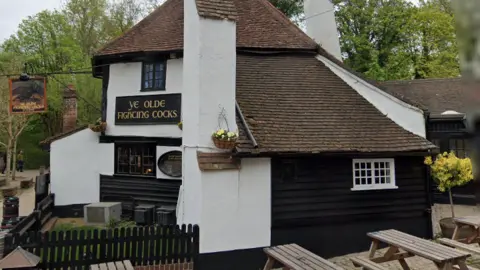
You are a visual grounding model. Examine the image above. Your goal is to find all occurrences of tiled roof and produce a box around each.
[95,0,317,56]
[196,0,238,21]
[235,53,436,154]
[381,78,480,115]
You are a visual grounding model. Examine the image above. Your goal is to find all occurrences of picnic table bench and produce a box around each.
[90,260,134,270]
[452,216,480,244]
[367,229,472,270]
[263,244,344,270]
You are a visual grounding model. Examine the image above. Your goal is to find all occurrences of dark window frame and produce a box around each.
[141,60,167,91]
[114,142,157,177]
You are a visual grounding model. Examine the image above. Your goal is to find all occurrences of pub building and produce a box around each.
[382,78,480,205]
[41,0,438,269]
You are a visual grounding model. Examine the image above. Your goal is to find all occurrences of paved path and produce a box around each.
[0,170,39,220]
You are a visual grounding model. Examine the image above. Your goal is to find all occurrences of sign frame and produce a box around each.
[157,150,182,178]
[9,77,48,115]
[114,93,181,125]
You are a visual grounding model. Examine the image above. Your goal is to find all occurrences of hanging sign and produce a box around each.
[157,151,182,177]
[9,77,47,114]
[115,94,181,125]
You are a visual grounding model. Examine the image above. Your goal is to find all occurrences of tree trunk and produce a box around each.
[11,140,17,181]
[5,139,12,183]
[449,188,455,218]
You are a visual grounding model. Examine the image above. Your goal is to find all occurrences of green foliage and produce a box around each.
[333,0,460,81]
[425,152,474,192]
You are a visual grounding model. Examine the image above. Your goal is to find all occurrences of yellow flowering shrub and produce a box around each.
[424,152,474,192]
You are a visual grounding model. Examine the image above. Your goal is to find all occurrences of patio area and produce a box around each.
[0,170,40,220]
[328,246,480,270]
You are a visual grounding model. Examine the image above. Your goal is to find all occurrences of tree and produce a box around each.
[331,0,460,81]
[270,0,303,19]
[425,152,474,217]
[406,1,459,79]
[0,54,34,181]
[333,0,415,81]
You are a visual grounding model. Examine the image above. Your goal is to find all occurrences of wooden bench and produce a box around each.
[263,244,344,270]
[439,238,480,256]
[350,256,388,270]
[90,260,134,270]
[367,229,471,270]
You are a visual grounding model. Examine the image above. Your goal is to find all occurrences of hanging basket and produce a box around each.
[89,122,107,133]
[212,136,237,150]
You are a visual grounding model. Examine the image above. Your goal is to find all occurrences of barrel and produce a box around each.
[3,197,19,220]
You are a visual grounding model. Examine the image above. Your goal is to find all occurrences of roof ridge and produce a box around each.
[256,0,317,47]
[94,0,176,55]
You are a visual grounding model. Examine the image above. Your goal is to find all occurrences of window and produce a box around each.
[142,61,166,91]
[352,159,397,191]
[449,138,469,158]
[116,143,156,177]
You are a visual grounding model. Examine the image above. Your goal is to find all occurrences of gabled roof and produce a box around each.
[0,246,40,268]
[235,53,436,154]
[381,78,480,116]
[95,0,317,57]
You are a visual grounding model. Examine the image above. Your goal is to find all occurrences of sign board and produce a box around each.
[115,94,181,125]
[9,77,47,114]
[157,151,182,177]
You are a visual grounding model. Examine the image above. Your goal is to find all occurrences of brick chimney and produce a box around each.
[63,84,77,133]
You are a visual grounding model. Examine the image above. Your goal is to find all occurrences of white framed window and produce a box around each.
[351,158,398,191]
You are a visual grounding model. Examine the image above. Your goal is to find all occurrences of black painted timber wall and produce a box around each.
[100,174,181,207]
[270,156,432,258]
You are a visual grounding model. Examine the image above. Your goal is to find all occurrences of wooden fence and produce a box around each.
[4,224,199,270]
[8,193,55,235]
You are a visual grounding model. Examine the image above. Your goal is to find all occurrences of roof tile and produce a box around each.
[95,0,317,56]
[196,0,238,21]
[236,53,436,153]
[381,78,480,115]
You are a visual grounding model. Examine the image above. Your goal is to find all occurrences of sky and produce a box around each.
[0,0,420,43]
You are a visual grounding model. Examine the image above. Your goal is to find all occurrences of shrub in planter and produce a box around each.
[89,118,107,133]
[425,152,474,238]
[212,129,238,150]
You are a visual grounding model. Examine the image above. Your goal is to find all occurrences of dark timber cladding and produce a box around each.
[271,156,431,258]
[100,175,181,207]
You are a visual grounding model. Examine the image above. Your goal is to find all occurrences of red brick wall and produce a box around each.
[63,84,77,133]
[134,263,194,270]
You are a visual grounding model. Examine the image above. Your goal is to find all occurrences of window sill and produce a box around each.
[113,173,157,179]
[140,88,166,92]
[351,185,398,191]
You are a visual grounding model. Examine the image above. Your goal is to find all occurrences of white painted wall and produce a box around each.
[106,59,183,138]
[304,0,342,61]
[182,0,271,253]
[200,158,271,253]
[50,129,114,206]
[317,55,427,138]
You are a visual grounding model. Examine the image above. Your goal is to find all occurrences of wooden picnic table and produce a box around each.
[367,229,471,270]
[452,216,480,244]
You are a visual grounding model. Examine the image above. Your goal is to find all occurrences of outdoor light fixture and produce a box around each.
[18,63,30,81]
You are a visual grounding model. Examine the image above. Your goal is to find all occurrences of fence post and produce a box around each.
[3,233,13,258]
[34,210,41,231]
[192,225,199,270]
